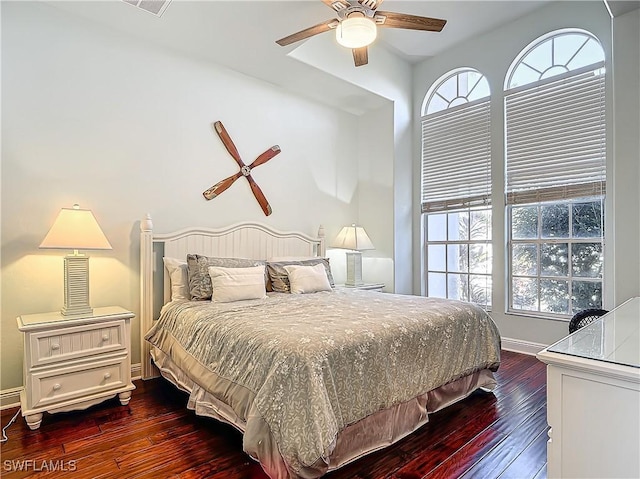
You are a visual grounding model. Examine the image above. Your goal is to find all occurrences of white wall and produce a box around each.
[611,7,640,304]
[289,36,414,293]
[413,1,640,347]
[357,103,396,289]
[0,2,371,392]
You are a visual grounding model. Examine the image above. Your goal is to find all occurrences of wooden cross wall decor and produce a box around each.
[203,121,280,216]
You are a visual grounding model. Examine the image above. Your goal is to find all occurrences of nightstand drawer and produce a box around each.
[29,356,128,409]
[29,320,126,367]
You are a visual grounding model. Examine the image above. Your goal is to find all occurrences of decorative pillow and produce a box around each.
[267,258,334,293]
[284,263,332,294]
[187,254,265,300]
[163,257,189,301]
[208,265,267,303]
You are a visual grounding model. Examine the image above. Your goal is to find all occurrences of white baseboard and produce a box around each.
[502,337,547,356]
[0,387,22,411]
[131,363,142,381]
[1,363,143,411]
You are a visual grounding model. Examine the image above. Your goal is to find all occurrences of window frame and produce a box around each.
[420,68,492,309]
[507,198,604,318]
[504,28,606,320]
[423,206,493,309]
[504,28,605,91]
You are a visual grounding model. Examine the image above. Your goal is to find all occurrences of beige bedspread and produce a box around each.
[145,290,501,476]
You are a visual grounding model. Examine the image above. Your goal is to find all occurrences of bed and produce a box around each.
[139,216,501,479]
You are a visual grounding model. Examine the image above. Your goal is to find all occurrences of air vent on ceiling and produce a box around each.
[122,0,171,17]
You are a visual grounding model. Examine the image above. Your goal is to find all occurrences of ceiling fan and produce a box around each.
[275,0,447,67]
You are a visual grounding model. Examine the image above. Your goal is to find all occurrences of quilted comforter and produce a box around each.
[145,289,501,477]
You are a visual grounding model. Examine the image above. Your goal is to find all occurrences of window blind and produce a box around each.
[505,67,606,205]
[421,99,491,213]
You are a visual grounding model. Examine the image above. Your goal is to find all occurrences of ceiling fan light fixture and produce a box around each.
[335,16,377,49]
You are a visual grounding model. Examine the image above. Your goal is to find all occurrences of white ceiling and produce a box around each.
[50,1,553,61]
[46,1,634,114]
[367,1,550,61]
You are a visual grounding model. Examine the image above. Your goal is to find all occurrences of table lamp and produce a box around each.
[332,224,374,287]
[39,204,112,316]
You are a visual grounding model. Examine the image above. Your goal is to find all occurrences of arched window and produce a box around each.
[423,68,490,115]
[421,68,492,308]
[504,29,606,317]
[506,29,605,89]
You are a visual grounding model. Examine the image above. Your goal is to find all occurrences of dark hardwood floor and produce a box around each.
[1,350,547,479]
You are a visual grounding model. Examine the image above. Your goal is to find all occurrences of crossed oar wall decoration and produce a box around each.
[203,121,280,216]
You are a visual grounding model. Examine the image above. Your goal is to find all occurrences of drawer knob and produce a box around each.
[101,334,109,342]
[51,343,60,350]
[53,383,61,391]
[103,372,111,380]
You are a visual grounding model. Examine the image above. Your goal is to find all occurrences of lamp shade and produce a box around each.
[335,16,377,49]
[40,204,112,251]
[331,224,375,251]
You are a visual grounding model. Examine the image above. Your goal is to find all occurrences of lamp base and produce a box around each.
[62,255,93,317]
[62,305,93,317]
[345,251,365,287]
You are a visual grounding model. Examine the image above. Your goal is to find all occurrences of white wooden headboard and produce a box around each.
[139,214,325,379]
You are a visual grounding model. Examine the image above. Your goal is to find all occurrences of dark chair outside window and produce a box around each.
[568,308,609,334]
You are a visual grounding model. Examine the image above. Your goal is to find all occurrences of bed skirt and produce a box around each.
[150,347,497,479]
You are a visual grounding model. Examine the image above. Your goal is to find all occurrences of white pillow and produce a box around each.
[163,257,189,301]
[208,265,267,303]
[284,263,332,294]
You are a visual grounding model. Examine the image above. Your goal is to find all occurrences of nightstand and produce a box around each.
[339,283,385,292]
[17,306,135,430]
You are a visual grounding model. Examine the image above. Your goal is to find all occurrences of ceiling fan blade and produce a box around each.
[321,0,349,12]
[246,175,273,216]
[358,0,384,10]
[276,19,336,46]
[202,172,242,200]
[213,121,245,168]
[352,47,368,67]
[249,145,281,169]
[375,11,447,32]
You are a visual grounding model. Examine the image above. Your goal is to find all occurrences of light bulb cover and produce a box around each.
[335,16,377,49]
[40,204,112,250]
[331,224,375,251]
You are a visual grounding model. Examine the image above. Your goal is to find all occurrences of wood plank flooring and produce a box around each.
[1,350,547,479]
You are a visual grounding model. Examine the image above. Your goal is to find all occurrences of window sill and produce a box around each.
[506,309,571,323]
